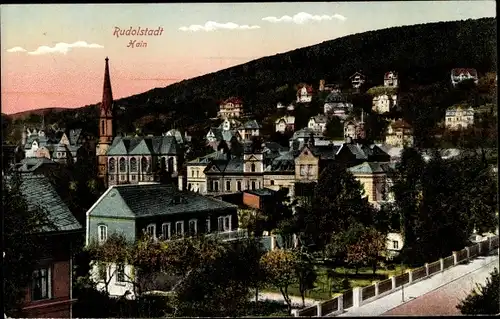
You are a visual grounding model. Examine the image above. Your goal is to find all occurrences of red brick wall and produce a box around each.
[243,192,261,209]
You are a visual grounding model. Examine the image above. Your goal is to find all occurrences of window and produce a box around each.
[131,175,136,181]
[116,264,125,283]
[270,180,275,186]
[393,240,399,249]
[205,218,211,233]
[307,164,313,175]
[119,157,126,172]
[226,180,231,191]
[32,267,50,301]
[251,181,256,190]
[161,223,171,240]
[175,221,184,236]
[101,120,105,135]
[98,225,107,243]
[109,158,116,172]
[251,163,256,172]
[188,219,198,236]
[130,157,137,172]
[167,157,174,172]
[196,170,199,178]
[146,224,156,238]
[110,175,114,181]
[213,181,219,192]
[300,164,306,176]
[237,181,242,191]
[98,262,107,281]
[218,215,231,232]
[141,157,148,172]
[188,183,192,191]
[191,170,194,177]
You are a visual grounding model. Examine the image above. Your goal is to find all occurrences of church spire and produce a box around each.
[101,56,113,117]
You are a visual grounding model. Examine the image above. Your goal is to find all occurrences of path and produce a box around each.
[336,251,499,317]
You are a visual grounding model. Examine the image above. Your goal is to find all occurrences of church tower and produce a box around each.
[96,57,115,181]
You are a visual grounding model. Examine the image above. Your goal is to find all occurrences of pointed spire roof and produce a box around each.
[101,57,113,117]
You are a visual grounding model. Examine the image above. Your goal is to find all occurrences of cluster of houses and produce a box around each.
[4,58,497,317]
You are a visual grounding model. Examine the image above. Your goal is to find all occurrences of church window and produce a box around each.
[130,158,137,172]
[141,157,148,172]
[251,163,256,172]
[108,158,116,172]
[119,157,126,172]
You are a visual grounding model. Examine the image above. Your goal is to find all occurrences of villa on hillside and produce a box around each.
[237,120,261,141]
[384,71,399,88]
[323,91,353,118]
[445,106,475,130]
[385,119,414,147]
[275,115,295,133]
[451,68,479,87]
[218,97,244,119]
[296,84,313,103]
[349,72,366,89]
[307,115,328,133]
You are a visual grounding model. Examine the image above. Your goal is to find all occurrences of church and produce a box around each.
[95,57,184,187]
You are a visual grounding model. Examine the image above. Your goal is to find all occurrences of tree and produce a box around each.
[3,173,57,315]
[324,117,344,140]
[185,135,213,161]
[260,249,298,313]
[294,248,317,307]
[345,227,386,275]
[457,267,499,315]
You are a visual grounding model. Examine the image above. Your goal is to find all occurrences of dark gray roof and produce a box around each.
[208,128,239,142]
[244,188,277,197]
[14,157,61,173]
[88,184,237,218]
[69,129,82,145]
[16,174,82,232]
[348,161,396,174]
[186,151,219,165]
[107,136,179,156]
[265,151,296,173]
[204,155,244,174]
[325,91,347,103]
[239,120,262,130]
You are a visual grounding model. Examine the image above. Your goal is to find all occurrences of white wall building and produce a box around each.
[445,106,474,130]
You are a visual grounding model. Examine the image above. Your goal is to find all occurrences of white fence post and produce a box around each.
[440,258,444,272]
[407,269,413,283]
[478,242,482,255]
[353,287,362,308]
[374,281,379,296]
[452,251,458,265]
[465,247,470,261]
[489,236,492,251]
[425,263,429,277]
[338,294,344,312]
[317,303,322,316]
[390,276,396,290]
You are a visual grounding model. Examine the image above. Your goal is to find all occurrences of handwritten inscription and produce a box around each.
[113,26,164,48]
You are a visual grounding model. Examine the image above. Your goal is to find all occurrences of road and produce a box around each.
[383,257,498,316]
[336,251,499,317]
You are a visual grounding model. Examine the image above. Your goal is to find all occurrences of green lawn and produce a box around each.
[264,263,412,301]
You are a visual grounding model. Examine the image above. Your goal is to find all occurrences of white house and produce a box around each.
[386,232,404,259]
[307,115,328,133]
[237,120,261,141]
[218,97,243,119]
[372,94,397,114]
[323,91,353,118]
[385,119,414,148]
[384,71,398,88]
[349,72,366,89]
[445,106,474,130]
[451,68,479,87]
[296,85,313,103]
[275,115,295,133]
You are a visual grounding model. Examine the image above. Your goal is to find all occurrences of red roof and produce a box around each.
[221,97,242,105]
[384,71,398,79]
[451,68,478,77]
[297,84,313,94]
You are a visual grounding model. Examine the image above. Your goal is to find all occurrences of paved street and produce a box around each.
[336,252,499,317]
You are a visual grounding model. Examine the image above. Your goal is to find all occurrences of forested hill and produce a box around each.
[7,17,497,137]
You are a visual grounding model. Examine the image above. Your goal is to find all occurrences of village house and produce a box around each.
[307,114,328,133]
[323,90,353,118]
[288,128,328,149]
[204,143,265,196]
[294,137,337,184]
[445,105,475,130]
[85,183,239,298]
[386,232,404,259]
[318,80,340,92]
[263,151,296,195]
[343,117,366,141]
[217,97,244,119]
[347,161,395,208]
[451,68,479,87]
[372,93,398,114]
[349,72,366,89]
[13,174,83,318]
[296,84,313,103]
[237,120,261,141]
[206,119,242,150]
[105,135,183,186]
[275,115,295,133]
[185,151,219,194]
[384,71,399,88]
[385,119,414,147]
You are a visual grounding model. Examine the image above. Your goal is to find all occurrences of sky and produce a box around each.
[1,2,496,114]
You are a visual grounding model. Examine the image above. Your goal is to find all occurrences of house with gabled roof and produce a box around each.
[218,97,244,119]
[105,135,182,186]
[323,90,353,118]
[275,115,295,133]
[263,151,296,193]
[186,151,219,194]
[237,119,262,141]
[335,140,391,168]
[85,183,239,298]
[296,84,313,103]
[445,105,475,130]
[349,72,366,89]
[348,161,396,207]
[11,174,83,318]
[385,119,414,147]
[384,71,399,88]
[307,114,328,133]
[451,68,479,87]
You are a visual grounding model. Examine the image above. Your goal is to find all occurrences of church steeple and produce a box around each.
[101,56,113,117]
